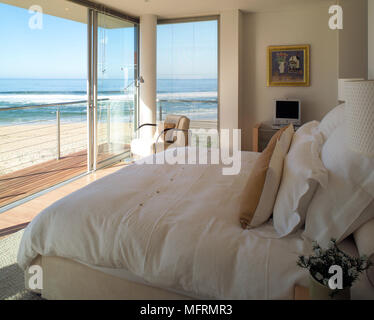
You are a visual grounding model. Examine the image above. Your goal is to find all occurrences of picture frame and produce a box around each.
[267,45,310,87]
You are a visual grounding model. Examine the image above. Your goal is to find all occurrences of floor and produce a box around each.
[0,161,127,237]
[0,145,125,208]
[0,150,88,208]
[0,230,42,300]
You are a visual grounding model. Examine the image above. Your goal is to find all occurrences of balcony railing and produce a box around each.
[157,98,219,148]
[0,97,218,176]
[0,98,110,175]
[157,98,218,126]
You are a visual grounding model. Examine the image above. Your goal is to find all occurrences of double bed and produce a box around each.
[17,110,374,300]
[18,150,309,299]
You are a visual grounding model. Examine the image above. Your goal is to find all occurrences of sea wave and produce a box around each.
[0,94,88,106]
[0,91,217,108]
[0,91,218,126]
[0,90,88,95]
[157,91,217,99]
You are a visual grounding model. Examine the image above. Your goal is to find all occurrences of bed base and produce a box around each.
[25,256,192,300]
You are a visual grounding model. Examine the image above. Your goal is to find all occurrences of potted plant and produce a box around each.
[297,239,372,300]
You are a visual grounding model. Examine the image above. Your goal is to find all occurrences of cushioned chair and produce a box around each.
[130,115,190,158]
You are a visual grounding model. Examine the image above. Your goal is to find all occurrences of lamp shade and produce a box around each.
[344,80,374,157]
[338,78,364,101]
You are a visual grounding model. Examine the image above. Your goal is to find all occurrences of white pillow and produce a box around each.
[297,120,321,136]
[273,121,327,237]
[318,103,345,142]
[303,124,374,247]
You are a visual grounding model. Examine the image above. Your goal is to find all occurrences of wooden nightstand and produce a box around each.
[294,285,310,300]
[252,122,279,152]
[252,122,299,152]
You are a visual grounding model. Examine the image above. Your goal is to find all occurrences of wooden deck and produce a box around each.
[0,144,130,209]
[0,150,88,208]
[0,161,128,237]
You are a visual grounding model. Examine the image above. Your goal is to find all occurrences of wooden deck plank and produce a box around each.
[0,151,88,207]
[0,148,121,208]
[0,161,128,235]
[1,157,86,194]
[0,152,86,190]
[0,152,87,192]
[0,164,86,200]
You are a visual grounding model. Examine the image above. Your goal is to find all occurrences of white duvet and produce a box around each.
[17,148,311,299]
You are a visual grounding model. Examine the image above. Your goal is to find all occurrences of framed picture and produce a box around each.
[267,45,310,87]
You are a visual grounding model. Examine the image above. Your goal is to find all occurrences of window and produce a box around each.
[157,18,218,147]
[0,0,138,209]
[0,0,88,180]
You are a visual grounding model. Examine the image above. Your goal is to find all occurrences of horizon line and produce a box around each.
[0,77,218,80]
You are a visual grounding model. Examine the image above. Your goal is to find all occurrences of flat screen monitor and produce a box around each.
[274,100,301,126]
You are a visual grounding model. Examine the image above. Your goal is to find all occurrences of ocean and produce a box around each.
[0,79,218,125]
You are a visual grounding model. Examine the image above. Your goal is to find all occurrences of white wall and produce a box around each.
[369,0,374,79]
[219,10,243,150]
[139,14,157,139]
[136,4,368,151]
[338,0,368,79]
[219,10,240,131]
[239,6,339,150]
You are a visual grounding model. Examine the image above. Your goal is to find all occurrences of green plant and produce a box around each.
[297,239,372,290]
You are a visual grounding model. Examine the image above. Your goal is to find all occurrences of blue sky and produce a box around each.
[0,3,217,80]
[157,21,217,79]
[0,3,87,79]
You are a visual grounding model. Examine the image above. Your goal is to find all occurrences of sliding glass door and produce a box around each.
[87,10,139,170]
[0,0,89,209]
[0,1,138,210]
[95,13,138,167]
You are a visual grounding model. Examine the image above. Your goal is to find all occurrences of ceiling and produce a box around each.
[93,0,334,19]
[0,0,134,28]
[1,0,87,23]
[1,0,335,25]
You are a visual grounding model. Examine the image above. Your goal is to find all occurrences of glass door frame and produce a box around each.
[87,7,139,172]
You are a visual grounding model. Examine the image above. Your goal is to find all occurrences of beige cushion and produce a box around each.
[175,116,190,147]
[156,115,190,146]
[132,115,190,158]
[240,124,294,229]
[163,122,176,142]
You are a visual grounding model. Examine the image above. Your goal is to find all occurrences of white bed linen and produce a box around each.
[18,148,312,299]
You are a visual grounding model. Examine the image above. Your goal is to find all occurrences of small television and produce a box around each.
[273,99,301,128]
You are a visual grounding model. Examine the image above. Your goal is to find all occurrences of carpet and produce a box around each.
[0,230,43,300]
